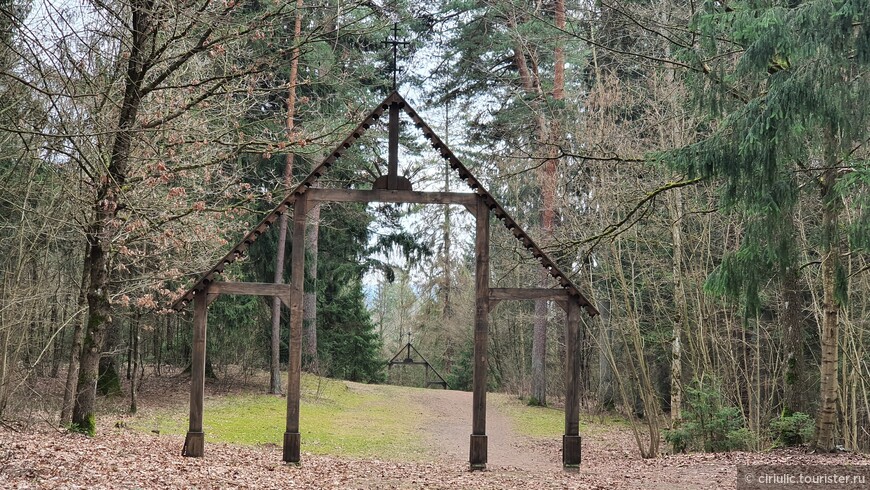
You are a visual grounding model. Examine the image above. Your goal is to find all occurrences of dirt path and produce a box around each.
[411,388,559,471]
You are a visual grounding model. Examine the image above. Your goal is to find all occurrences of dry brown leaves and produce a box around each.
[1,425,868,489]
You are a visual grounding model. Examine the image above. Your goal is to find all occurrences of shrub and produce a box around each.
[663,377,755,453]
[663,425,690,453]
[769,412,814,447]
[726,427,758,451]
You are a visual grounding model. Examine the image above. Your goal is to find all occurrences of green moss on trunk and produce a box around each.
[68,413,96,436]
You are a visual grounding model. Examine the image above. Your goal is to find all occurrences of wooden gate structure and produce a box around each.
[172,91,598,469]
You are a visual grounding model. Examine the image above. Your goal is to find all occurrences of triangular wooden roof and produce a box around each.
[172,91,598,316]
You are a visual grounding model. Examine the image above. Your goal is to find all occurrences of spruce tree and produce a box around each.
[664,0,869,451]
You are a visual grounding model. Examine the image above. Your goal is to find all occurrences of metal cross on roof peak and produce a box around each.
[383,22,409,91]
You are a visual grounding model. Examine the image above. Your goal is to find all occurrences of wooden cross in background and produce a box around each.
[383,22,409,91]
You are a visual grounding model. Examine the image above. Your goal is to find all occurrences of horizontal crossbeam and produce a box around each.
[488,288,571,301]
[207,282,291,307]
[488,288,574,313]
[307,188,477,208]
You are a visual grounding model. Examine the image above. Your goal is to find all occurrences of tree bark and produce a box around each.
[668,186,686,423]
[97,320,123,397]
[781,264,805,415]
[529,0,565,407]
[50,302,64,378]
[130,314,140,414]
[815,165,840,451]
[302,200,320,371]
[269,0,304,394]
[72,0,152,435]
[531,290,548,405]
[596,294,614,409]
[441,153,453,372]
[60,249,89,425]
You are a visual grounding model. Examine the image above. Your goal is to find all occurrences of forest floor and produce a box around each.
[2,372,869,489]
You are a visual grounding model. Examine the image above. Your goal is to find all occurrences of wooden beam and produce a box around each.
[488,288,571,302]
[470,197,489,470]
[487,299,501,313]
[208,282,292,307]
[388,102,399,189]
[307,188,477,207]
[283,195,307,463]
[563,301,582,468]
[171,94,395,312]
[183,288,208,457]
[209,282,291,296]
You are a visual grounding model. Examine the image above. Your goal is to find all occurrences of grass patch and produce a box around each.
[491,394,630,438]
[134,375,428,460]
[491,393,567,438]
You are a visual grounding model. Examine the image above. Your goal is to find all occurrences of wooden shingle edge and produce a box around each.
[171,92,400,310]
[396,93,598,317]
[173,91,597,317]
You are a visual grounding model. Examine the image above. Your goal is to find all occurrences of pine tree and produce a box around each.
[437,0,588,405]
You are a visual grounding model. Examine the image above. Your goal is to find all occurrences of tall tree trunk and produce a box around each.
[97,320,123,397]
[441,145,453,373]
[531,0,565,406]
[781,264,805,415]
[74,238,114,434]
[50,301,64,378]
[126,317,134,380]
[302,200,320,371]
[130,313,140,414]
[269,0,304,394]
[668,186,686,423]
[596,293,614,409]
[154,315,164,376]
[531,291,549,405]
[61,248,89,425]
[0,294,9,417]
[72,0,152,435]
[815,165,840,451]
[532,146,557,406]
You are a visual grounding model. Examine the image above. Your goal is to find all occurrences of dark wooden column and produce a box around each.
[563,301,582,467]
[470,197,489,470]
[283,196,307,463]
[387,102,399,189]
[183,287,208,457]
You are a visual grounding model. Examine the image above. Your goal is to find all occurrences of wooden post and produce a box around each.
[563,301,582,468]
[183,287,208,457]
[470,197,489,470]
[284,196,307,463]
[387,102,399,190]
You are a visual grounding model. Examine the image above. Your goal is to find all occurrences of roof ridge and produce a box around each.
[172,91,597,316]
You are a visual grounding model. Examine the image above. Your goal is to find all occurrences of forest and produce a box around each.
[1,0,869,485]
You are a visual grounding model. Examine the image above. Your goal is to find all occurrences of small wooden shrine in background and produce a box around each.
[387,332,449,389]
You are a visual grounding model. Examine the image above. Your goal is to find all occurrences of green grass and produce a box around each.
[491,393,567,438]
[491,394,630,438]
[135,375,429,460]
